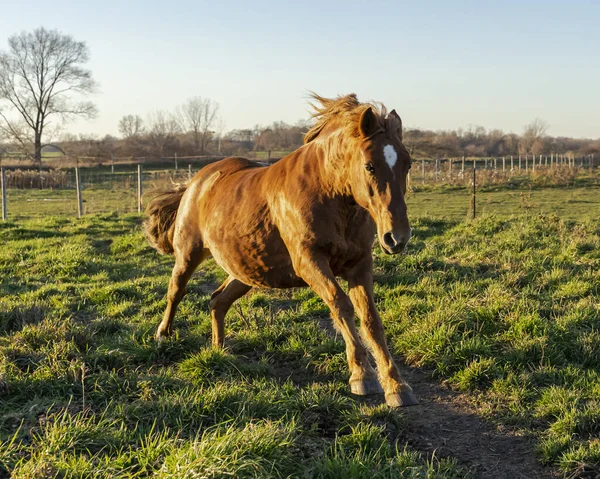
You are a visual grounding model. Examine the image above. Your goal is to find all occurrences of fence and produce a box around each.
[409,154,596,187]
[0,154,597,221]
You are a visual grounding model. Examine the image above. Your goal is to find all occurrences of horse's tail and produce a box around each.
[143,184,188,255]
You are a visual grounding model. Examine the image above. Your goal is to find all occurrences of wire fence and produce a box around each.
[0,154,597,221]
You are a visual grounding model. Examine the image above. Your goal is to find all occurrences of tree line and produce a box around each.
[1,27,598,164]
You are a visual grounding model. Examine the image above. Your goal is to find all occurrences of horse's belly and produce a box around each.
[207,236,305,289]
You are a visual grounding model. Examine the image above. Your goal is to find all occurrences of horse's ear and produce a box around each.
[388,109,403,139]
[359,107,378,138]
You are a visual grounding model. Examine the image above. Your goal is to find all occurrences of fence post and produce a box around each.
[502,157,505,172]
[435,158,439,181]
[188,163,192,180]
[510,155,514,171]
[111,153,115,174]
[461,156,465,174]
[494,157,497,170]
[592,153,594,171]
[75,166,83,218]
[137,164,143,213]
[421,159,425,185]
[485,157,488,169]
[448,158,452,176]
[1,167,6,221]
[519,155,522,171]
[471,166,476,220]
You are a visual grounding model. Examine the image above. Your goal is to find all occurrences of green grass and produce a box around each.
[0,214,467,478]
[0,210,599,477]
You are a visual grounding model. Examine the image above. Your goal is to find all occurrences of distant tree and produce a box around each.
[176,97,219,154]
[118,115,144,138]
[147,110,180,157]
[520,118,549,154]
[0,27,97,164]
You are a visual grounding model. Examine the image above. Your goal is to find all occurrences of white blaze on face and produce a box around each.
[383,144,397,170]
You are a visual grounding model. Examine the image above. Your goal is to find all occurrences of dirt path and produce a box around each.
[315,318,556,477]
[393,364,557,479]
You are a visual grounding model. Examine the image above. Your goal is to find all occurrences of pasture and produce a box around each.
[1,205,599,478]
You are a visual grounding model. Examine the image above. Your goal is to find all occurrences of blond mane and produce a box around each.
[304,93,389,144]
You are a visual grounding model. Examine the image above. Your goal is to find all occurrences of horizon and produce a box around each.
[1,0,598,140]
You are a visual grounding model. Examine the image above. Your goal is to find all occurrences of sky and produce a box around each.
[0,0,598,139]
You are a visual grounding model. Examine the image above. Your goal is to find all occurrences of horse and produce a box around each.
[144,93,417,407]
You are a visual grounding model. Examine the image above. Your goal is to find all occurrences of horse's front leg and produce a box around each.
[295,254,382,395]
[346,260,418,407]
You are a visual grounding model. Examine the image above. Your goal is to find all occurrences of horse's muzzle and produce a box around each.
[381,230,410,255]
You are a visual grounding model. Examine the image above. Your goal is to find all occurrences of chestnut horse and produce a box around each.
[144,94,417,407]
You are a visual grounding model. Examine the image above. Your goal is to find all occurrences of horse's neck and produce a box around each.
[268,137,352,198]
[313,139,353,197]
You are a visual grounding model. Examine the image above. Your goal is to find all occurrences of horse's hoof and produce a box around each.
[350,378,384,395]
[385,390,419,407]
[155,330,171,342]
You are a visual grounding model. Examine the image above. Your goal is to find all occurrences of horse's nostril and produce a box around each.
[382,232,396,248]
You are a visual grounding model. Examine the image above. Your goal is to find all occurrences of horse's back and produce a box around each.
[196,156,264,181]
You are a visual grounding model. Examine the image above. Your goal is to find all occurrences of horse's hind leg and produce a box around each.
[156,242,207,341]
[209,276,251,348]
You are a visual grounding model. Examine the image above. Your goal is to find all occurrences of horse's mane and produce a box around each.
[304,93,388,144]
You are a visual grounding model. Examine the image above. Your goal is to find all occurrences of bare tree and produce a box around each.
[118,114,144,139]
[0,27,97,164]
[520,118,549,154]
[147,110,180,157]
[176,96,219,154]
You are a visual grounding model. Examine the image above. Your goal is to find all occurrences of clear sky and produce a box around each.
[1,0,598,138]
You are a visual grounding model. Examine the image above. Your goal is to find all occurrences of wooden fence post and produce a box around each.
[519,155,522,171]
[502,156,506,172]
[1,167,6,221]
[494,157,497,170]
[435,158,439,181]
[111,153,115,174]
[188,164,192,179]
[421,159,425,185]
[448,158,452,176]
[174,153,178,171]
[461,155,465,173]
[75,166,83,218]
[471,166,476,220]
[510,155,514,171]
[137,164,143,213]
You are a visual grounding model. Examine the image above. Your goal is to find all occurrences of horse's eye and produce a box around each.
[365,163,375,173]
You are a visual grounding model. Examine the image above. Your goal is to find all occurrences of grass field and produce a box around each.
[1,208,599,478]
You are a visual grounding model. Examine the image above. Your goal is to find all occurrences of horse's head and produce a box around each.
[349,107,412,254]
